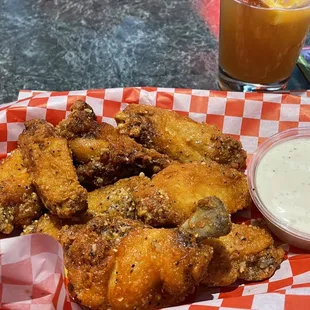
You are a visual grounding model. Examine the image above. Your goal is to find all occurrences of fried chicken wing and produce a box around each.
[88,162,249,227]
[134,162,250,226]
[0,149,42,234]
[202,223,285,286]
[59,214,218,310]
[27,190,231,242]
[88,173,233,237]
[116,104,247,169]
[57,101,173,188]
[18,119,88,218]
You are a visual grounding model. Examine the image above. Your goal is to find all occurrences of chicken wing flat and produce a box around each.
[18,119,87,218]
[0,149,42,234]
[116,104,247,169]
[202,223,285,287]
[59,215,216,310]
[57,101,173,188]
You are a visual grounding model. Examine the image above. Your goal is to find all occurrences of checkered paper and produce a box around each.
[0,234,78,310]
[1,87,310,310]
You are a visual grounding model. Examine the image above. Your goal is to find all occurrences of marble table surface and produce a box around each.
[0,0,309,103]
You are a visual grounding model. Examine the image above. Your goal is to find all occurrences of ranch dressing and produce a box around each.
[255,138,310,234]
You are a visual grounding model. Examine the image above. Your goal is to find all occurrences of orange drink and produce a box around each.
[218,0,310,91]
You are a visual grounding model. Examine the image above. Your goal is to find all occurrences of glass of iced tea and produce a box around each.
[218,0,310,91]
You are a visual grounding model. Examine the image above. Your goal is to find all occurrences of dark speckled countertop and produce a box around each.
[0,0,309,103]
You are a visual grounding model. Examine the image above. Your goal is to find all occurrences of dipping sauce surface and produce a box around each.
[256,138,310,234]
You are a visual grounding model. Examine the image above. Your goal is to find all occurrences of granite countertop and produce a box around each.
[0,0,309,103]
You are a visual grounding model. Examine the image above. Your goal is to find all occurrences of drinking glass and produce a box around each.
[218,0,310,91]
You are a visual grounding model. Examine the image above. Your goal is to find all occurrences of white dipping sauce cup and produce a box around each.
[248,127,310,250]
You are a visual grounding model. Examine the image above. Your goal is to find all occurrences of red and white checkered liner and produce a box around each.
[1,87,310,310]
[0,234,78,310]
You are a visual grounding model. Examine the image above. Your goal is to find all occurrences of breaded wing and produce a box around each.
[18,119,88,218]
[0,149,42,234]
[57,101,173,188]
[116,104,247,169]
[134,162,250,226]
[88,177,233,238]
[88,162,249,227]
[202,223,285,286]
[59,215,215,310]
